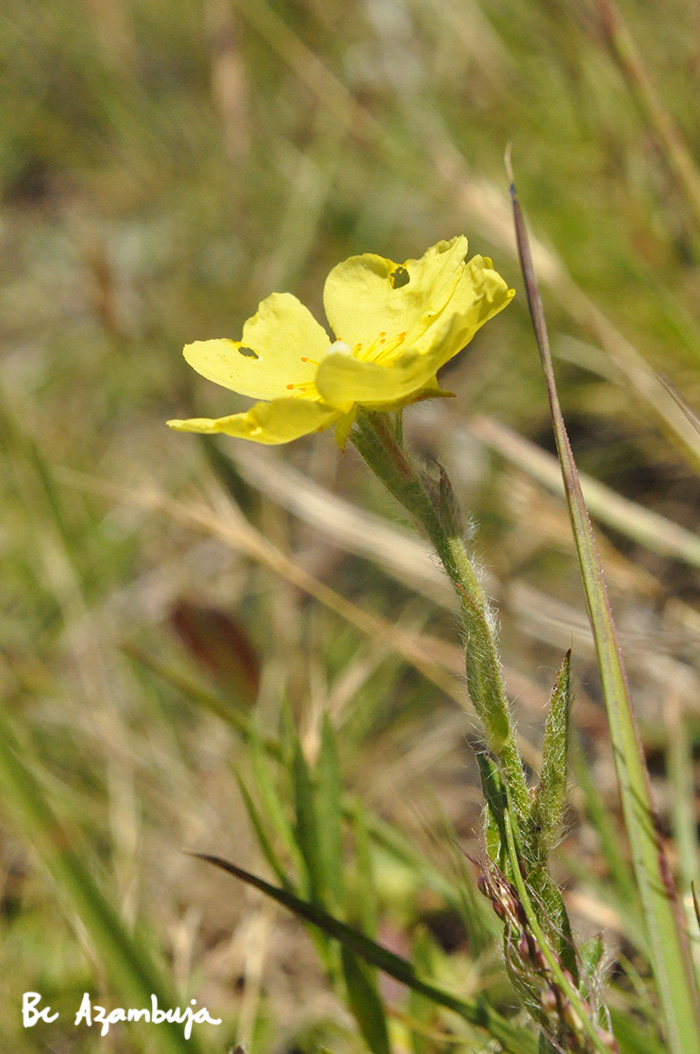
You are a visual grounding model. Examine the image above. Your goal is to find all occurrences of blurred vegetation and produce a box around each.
[3,0,700,1051]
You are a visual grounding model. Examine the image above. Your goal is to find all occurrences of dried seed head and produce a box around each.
[560,998,583,1034]
[503,892,521,920]
[532,944,549,973]
[598,1029,619,1052]
[515,899,528,928]
[493,897,507,920]
[540,984,558,1016]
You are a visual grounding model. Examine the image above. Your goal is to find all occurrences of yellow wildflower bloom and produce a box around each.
[168,236,513,446]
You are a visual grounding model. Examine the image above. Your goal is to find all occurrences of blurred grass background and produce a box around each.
[3,0,700,1050]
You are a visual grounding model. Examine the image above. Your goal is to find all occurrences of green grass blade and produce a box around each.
[292,735,324,903]
[667,711,700,901]
[509,170,700,1054]
[340,946,391,1054]
[192,853,539,1054]
[351,804,379,939]
[124,642,277,751]
[594,0,700,238]
[316,716,345,911]
[408,928,438,1054]
[234,772,294,892]
[0,713,208,1054]
[130,646,497,937]
[469,414,700,572]
[475,750,508,867]
[249,727,304,874]
[569,735,638,910]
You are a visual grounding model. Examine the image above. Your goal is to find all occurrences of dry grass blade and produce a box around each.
[657,373,700,434]
[469,413,700,570]
[508,162,700,1054]
[229,444,448,604]
[54,467,464,708]
[55,466,544,772]
[594,0,700,236]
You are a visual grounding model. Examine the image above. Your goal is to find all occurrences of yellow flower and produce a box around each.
[168,236,513,446]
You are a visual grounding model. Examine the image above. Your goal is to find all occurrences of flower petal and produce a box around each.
[409,254,515,370]
[168,398,339,445]
[323,236,471,349]
[316,348,443,410]
[183,292,331,400]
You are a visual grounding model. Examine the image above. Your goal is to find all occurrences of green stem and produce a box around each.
[351,410,529,822]
[502,795,616,1054]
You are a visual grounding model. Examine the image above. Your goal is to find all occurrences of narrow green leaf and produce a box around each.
[692,882,700,932]
[475,751,507,868]
[408,928,437,1054]
[193,853,539,1054]
[569,734,639,920]
[340,946,391,1054]
[510,169,700,1054]
[580,934,605,980]
[130,649,495,948]
[531,651,571,855]
[316,716,345,910]
[352,803,379,939]
[234,773,294,892]
[292,736,324,902]
[667,710,700,899]
[525,653,576,976]
[249,727,303,873]
[0,713,207,1054]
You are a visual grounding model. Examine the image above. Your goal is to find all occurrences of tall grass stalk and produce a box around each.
[510,167,700,1054]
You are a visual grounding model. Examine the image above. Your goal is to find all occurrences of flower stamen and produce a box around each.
[285,379,319,399]
[358,329,409,365]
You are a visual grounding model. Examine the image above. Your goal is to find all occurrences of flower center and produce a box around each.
[285,328,409,400]
[352,330,407,365]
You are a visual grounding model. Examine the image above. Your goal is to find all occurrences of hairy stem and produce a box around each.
[351,410,529,822]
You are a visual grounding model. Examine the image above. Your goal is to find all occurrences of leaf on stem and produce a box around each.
[531,651,571,856]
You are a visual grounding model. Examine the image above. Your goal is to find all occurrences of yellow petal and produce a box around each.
[168,398,339,445]
[318,253,514,411]
[183,292,331,401]
[316,348,441,410]
[334,408,357,450]
[323,236,471,349]
[409,254,515,371]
